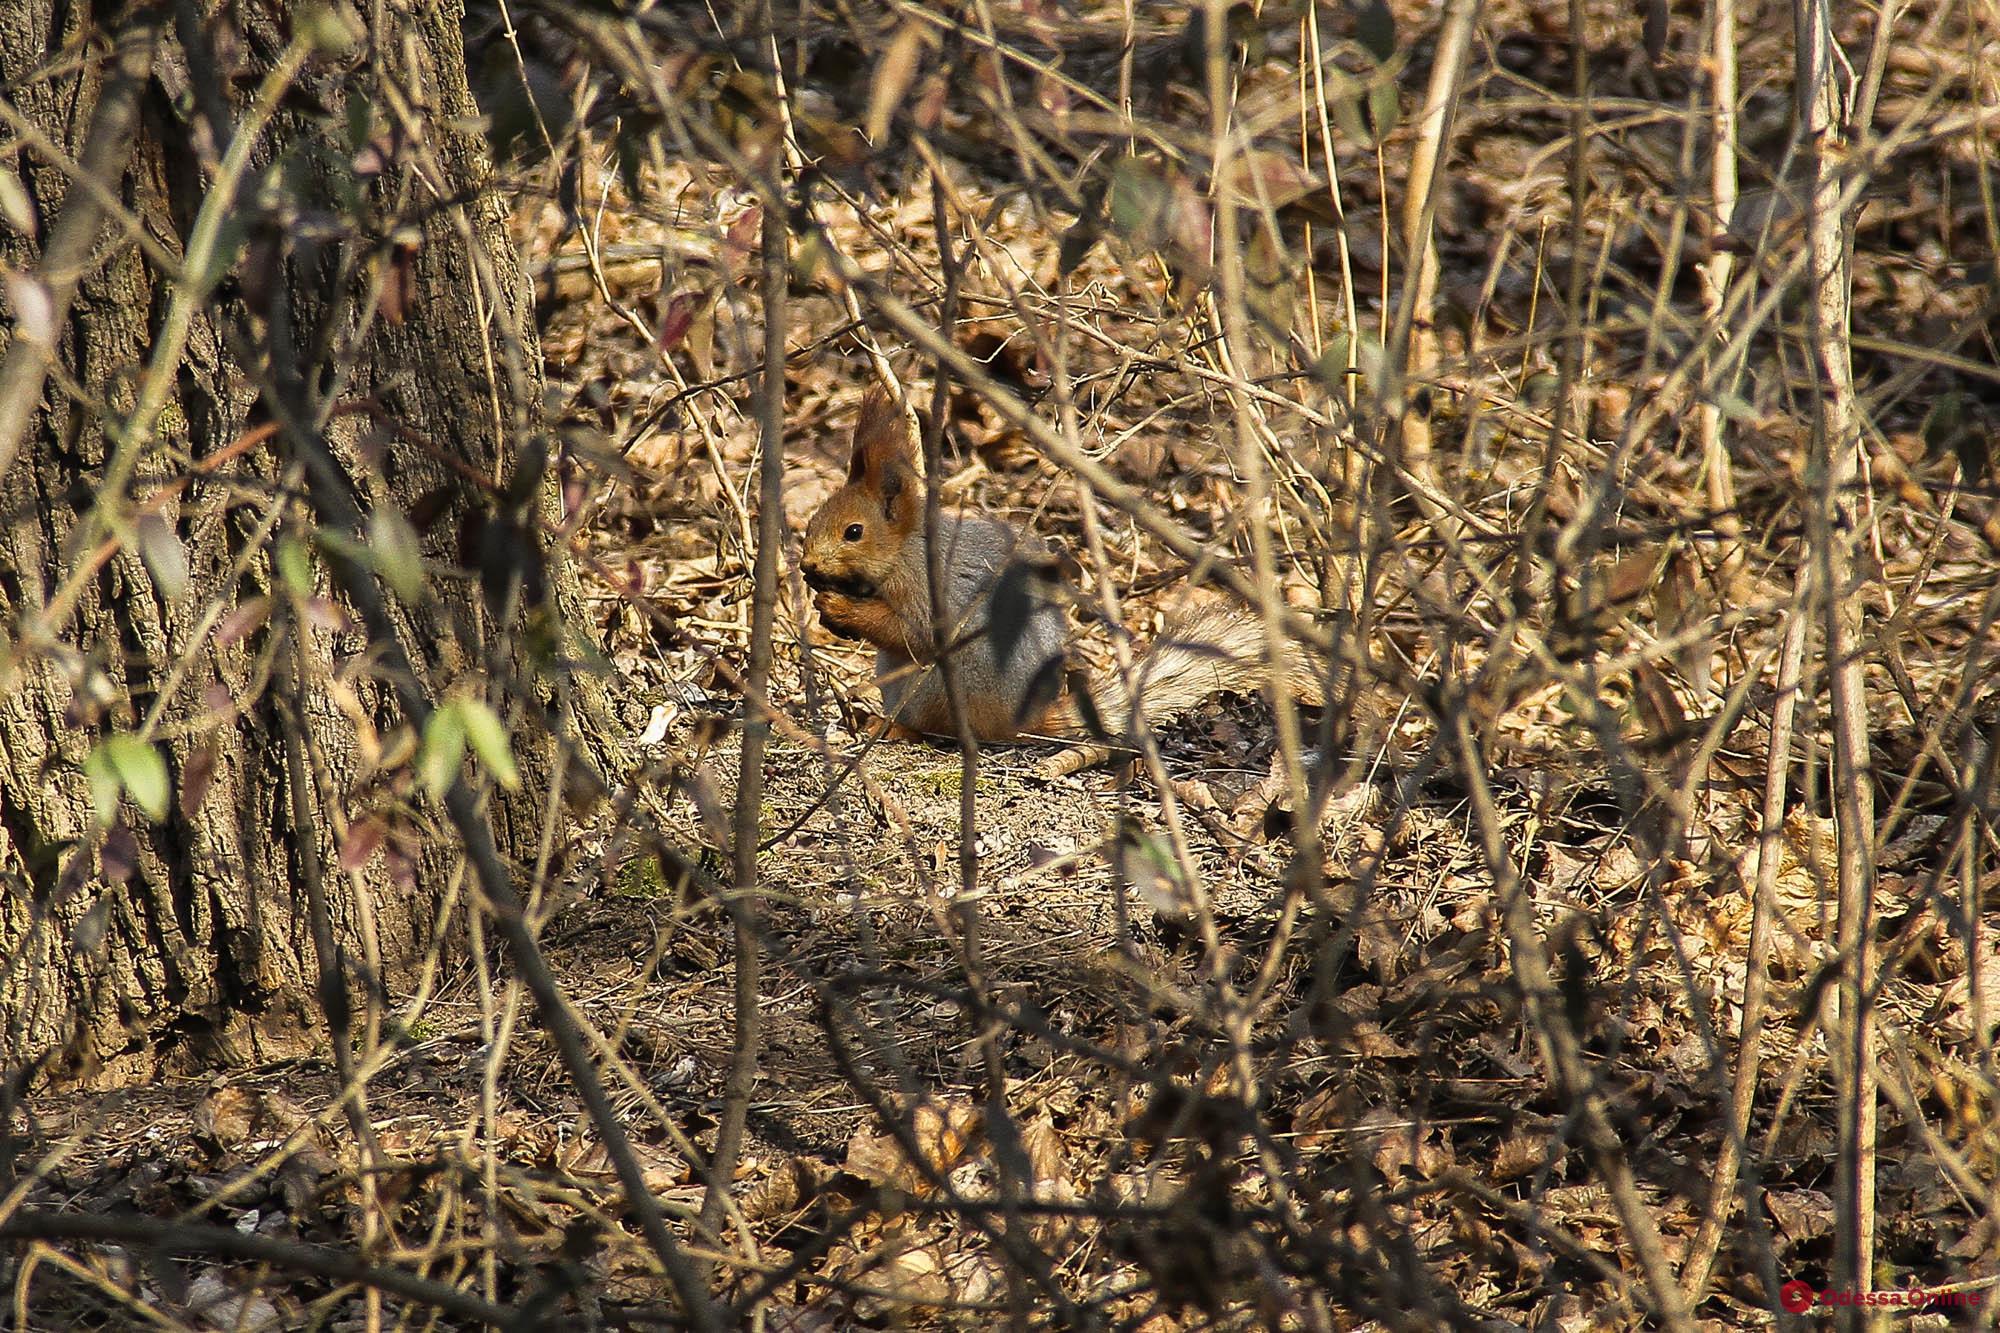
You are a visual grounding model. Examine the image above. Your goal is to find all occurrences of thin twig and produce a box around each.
[0,1211,528,1330]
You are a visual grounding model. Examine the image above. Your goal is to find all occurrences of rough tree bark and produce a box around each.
[0,0,583,1088]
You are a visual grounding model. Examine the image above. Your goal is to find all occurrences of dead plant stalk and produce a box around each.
[1792,0,1878,1315]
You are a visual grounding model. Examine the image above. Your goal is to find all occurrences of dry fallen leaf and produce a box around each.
[1765,1187,1835,1244]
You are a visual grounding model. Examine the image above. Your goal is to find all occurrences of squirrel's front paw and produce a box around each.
[813,590,867,640]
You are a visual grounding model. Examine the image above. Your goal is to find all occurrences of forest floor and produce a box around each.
[17,0,2000,1326]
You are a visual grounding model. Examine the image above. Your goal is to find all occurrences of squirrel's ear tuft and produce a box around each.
[849,388,916,483]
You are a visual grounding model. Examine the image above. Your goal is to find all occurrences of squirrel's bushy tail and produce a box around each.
[1052,603,1326,741]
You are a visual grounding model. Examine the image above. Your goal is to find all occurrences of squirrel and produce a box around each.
[799,387,1326,754]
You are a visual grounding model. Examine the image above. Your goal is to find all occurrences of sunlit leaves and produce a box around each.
[0,166,35,238]
[4,269,54,345]
[458,697,522,790]
[276,535,315,597]
[418,704,466,800]
[1111,819,1188,916]
[1330,81,1400,148]
[318,509,430,604]
[418,694,521,800]
[367,507,426,602]
[299,2,365,56]
[135,514,190,600]
[86,733,169,824]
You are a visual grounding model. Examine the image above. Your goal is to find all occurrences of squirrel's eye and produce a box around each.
[843,523,864,542]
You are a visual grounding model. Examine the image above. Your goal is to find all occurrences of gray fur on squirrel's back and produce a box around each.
[874,513,1067,740]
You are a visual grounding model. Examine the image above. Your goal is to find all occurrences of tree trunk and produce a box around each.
[0,0,575,1088]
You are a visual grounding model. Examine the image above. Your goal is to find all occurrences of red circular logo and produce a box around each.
[1780,1280,1816,1313]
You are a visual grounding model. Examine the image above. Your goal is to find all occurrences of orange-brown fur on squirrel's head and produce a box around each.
[800,389,920,600]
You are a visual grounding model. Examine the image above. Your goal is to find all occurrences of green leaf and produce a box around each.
[456,698,522,791]
[1109,158,1171,245]
[322,521,424,601]
[276,536,314,596]
[0,166,36,239]
[418,703,467,800]
[1114,825,1186,912]
[790,232,825,286]
[83,744,120,825]
[1312,334,1355,391]
[301,2,364,55]
[368,507,426,602]
[5,270,54,344]
[1330,91,1369,147]
[345,94,374,154]
[1354,0,1399,62]
[1354,332,1388,383]
[95,734,169,823]
[1713,391,1757,422]
[136,514,189,601]
[1367,81,1400,142]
